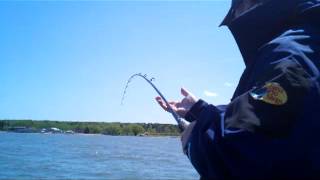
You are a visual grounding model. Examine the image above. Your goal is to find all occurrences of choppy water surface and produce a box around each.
[0,132,199,179]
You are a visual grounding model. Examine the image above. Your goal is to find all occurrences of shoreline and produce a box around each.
[0,120,180,136]
[0,130,179,138]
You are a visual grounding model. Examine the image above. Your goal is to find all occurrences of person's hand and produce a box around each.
[181,121,196,154]
[155,87,198,155]
[155,87,197,118]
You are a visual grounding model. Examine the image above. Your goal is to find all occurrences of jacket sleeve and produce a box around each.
[187,45,315,137]
[224,50,315,136]
[184,45,317,179]
[184,102,230,179]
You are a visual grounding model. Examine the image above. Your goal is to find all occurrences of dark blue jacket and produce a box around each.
[185,1,320,179]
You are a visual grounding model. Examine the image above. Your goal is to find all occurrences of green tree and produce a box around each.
[0,121,4,130]
[103,125,122,135]
[84,126,90,134]
[131,124,145,136]
[89,125,102,134]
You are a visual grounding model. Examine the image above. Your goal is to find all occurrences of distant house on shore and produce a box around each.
[65,130,74,134]
[138,132,149,136]
[49,127,62,133]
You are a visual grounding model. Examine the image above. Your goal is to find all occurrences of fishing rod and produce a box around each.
[121,73,187,132]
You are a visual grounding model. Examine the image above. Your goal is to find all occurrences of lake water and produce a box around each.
[0,132,199,179]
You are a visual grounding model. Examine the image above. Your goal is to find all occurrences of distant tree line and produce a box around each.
[0,120,180,136]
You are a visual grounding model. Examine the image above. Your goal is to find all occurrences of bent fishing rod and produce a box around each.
[121,73,187,132]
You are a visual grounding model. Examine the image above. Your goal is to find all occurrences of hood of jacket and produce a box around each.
[222,0,320,67]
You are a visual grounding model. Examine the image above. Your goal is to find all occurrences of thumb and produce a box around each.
[181,87,190,97]
[181,87,198,102]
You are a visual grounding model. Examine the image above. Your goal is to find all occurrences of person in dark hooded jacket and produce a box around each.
[156,0,320,179]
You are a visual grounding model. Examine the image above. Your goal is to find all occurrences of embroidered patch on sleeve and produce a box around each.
[250,82,288,105]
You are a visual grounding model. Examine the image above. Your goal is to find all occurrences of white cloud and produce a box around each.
[204,90,219,97]
[224,82,233,87]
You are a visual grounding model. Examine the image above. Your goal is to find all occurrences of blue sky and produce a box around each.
[0,1,244,124]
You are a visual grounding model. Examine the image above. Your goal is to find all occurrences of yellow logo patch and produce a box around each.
[251,82,288,105]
